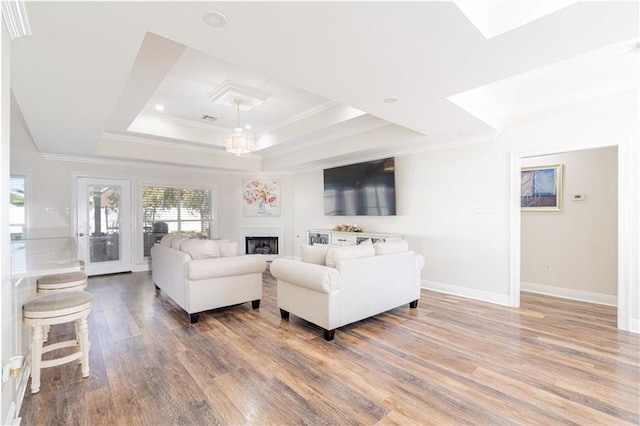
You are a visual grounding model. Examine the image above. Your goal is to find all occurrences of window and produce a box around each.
[142,185,214,257]
[10,175,26,240]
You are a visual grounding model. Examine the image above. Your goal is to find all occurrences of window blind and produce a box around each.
[142,185,213,256]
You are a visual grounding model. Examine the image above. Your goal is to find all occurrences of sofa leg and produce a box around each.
[409,300,418,308]
[280,309,290,320]
[189,313,199,324]
[251,299,261,309]
[323,329,335,341]
[154,284,160,291]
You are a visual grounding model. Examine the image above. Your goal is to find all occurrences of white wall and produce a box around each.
[292,138,513,305]
[521,147,618,303]
[1,20,14,424]
[291,90,638,331]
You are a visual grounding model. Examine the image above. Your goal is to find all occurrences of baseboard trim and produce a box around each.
[521,282,617,306]
[132,263,150,273]
[422,280,510,306]
[630,319,640,334]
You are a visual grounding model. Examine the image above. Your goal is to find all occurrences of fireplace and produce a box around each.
[246,236,278,256]
[242,227,283,261]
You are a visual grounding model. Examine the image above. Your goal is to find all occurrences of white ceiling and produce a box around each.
[9,1,639,172]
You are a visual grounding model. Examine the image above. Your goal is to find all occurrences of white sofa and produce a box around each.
[270,239,425,340]
[150,236,267,323]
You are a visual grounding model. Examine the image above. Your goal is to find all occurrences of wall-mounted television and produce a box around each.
[323,158,396,216]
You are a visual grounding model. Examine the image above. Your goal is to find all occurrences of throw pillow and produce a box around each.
[325,244,375,268]
[373,239,409,255]
[300,244,333,265]
[170,236,188,249]
[160,234,178,246]
[180,239,219,260]
[218,241,238,257]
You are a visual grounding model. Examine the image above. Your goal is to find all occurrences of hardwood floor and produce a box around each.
[20,271,639,425]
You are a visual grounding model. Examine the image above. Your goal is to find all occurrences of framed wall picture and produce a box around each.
[242,179,280,216]
[521,164,563,211]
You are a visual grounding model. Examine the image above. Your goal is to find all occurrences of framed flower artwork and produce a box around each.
[242,179,280,216]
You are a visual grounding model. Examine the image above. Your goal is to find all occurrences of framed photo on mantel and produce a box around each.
[521,164,563,211]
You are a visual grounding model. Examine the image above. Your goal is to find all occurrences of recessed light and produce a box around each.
[383,97,399,104]
[154,104,164,112]
[203,11,228,28]
[244,124,251,130]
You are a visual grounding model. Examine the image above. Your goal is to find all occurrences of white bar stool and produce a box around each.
[23,291,93,394]
[37,271,88,295]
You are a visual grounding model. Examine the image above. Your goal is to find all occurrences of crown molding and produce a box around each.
[101,131,253,155]
[39,152,256,175]
[137,102,339,139]
[134,113,233,134]
[268,130,499,173]
[260,119,391,159]
[256,100,339,138]
[1,0,31,40]
[42,130,497,174]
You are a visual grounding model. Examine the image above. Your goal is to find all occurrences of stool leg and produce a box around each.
[30,325,44,394]
[43,325,50,343]
[77,317,90,377]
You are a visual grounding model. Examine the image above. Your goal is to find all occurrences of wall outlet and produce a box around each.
[544,263,552,273]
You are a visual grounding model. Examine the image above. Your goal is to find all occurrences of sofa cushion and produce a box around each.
[170,236,188,249]
[373,239,408,255]
[160,234,178,246]
[186,255,266,280]
[180,239,219,260]
[300,244,333,265]
[218,241,238,257]
[325,244,375,268]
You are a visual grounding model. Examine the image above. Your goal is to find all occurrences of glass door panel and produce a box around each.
[77,177,131,275]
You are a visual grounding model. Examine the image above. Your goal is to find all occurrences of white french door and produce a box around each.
[76,177,132,276]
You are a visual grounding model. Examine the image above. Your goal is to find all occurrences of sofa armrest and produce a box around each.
[186,254,267,280]
[270,258,341,293]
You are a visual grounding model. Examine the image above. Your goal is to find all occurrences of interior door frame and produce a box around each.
[510,141,637,332]
[73,175,133,276]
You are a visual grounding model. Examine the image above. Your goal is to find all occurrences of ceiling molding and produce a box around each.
[46,130,496,174]
[256,100,339,138]
[260,120,391,159]
[207,80,270,111]
[279,130,499,173]
[133,113,232,134]
[101,131,242,155]
[41,152,145,167]
[42,152,231,174]
[40,151,299,176]
[1,0,31,39]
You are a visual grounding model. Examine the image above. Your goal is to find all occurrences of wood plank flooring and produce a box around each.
[20,271,639,425]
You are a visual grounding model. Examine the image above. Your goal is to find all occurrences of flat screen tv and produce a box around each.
[323,158,396,216]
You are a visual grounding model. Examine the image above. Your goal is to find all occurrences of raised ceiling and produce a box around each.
[9,1,638,172]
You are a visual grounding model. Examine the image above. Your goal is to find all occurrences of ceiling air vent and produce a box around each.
[201,115,218,122]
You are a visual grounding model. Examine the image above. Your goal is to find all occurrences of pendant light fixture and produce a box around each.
[225,99,254,155]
